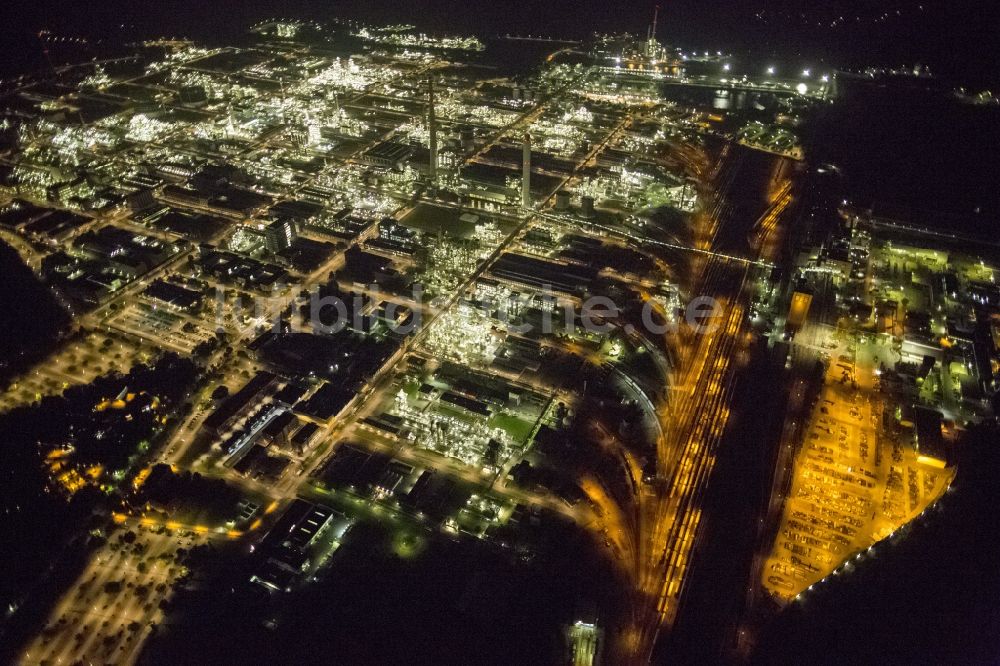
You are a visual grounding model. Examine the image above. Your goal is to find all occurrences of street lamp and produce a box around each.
[766,66,775,76]
[722,63,731,72]
[802,68,811,77]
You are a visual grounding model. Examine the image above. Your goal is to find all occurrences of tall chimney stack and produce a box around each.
[522,133,532,210]
[428,76,438,185]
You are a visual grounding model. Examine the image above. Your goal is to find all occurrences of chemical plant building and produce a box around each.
[359,141,414,170]
[489,252,597,299]
[204,372,278,437]
[204,370,346,471]
[913,406,949,469]
[40,226,185,306]
[143,279,203,312]
[250,499,345,593]
[264,218,298,254]
[290,422,322,452]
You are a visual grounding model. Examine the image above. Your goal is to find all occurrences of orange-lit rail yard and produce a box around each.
[611,150,797,662]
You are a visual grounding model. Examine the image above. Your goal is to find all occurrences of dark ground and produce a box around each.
[804,79,1000,238]
[142,515,626,665]
[0,240,69,386]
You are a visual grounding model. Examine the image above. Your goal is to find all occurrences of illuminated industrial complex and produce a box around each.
[1,11,998,666]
